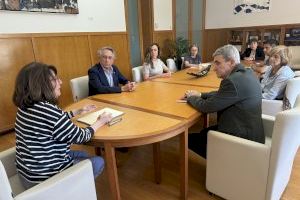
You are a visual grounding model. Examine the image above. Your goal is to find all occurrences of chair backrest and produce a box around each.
[0,161,13,200]
[181,56,185,70]
[166,58,177,73]
[70,76,89,102]
[285,77,300,108]
[132,66,143,83]
[266,98,300,200]
[289,46,300,70]
[0,148,16,200]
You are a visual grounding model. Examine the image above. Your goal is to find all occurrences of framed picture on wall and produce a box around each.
[0,0,79,14]
[234,0,271,15]
[291,28,300,37]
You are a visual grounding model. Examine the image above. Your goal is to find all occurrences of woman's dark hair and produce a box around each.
[13,62,58,109]
[144,43,161,68]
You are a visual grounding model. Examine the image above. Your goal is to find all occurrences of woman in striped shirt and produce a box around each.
[13,62,112,189]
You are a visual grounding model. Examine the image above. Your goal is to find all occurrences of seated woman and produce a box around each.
[261,46,295,100]
[13,62,112,189]
[241,38,265,61]
[183,44,202,69]
[143,43,171,80]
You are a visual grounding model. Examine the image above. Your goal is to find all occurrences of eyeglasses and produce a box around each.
[50,75,61,82]
[102,55,114,60]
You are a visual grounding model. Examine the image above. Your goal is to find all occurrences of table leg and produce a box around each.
[180,129,188,199]
[95,147,102,156]
[203,113,209,128]
[153,143,161,184]
[104,143,121,200]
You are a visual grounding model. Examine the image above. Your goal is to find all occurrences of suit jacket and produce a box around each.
[88,63,128,95]
[241,47,265,61]
[187,64,265,144]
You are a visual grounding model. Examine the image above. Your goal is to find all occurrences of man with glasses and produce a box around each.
[88,46,135,95]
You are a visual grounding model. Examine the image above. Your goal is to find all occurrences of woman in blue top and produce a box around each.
[261,46,295,100]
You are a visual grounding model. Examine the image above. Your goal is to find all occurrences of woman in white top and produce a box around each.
[143,43,171,80]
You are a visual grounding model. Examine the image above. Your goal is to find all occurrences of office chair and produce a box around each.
[0,147,97,200]
[262,77,300,116]
[132,66,143,83]
[70,75,89,102]
[206,94,300,200]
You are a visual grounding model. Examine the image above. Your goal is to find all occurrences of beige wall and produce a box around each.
[205,0,300,29]
[0,0,126,33]
[153,0,173,30]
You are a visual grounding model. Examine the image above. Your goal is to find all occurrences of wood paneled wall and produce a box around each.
[153,30,174,60]
[0,32,131,133]
[0,38,35,132]
[202,29,229,62]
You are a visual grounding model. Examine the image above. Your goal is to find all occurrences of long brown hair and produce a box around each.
[144,43,161,69]
[13,62,58,109]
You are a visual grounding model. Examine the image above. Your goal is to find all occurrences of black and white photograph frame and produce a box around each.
[234,0,270,15]
[0,0,79,14]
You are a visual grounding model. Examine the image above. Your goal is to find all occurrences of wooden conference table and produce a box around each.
[66,72,220,200]
[152,67,221,88]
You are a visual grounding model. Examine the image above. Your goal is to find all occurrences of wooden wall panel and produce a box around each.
[0,32,132,133]
[0,38,35,132]
[153,31,174,60]
[32,36,92,107]
[89,34,131,79]
[202,29,229,62]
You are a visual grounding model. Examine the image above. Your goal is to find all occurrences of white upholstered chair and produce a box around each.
[262,77,300,116]
[206,95,300,200]
[0,147,97,200]
[70,75,89,102]
[289,46,300,71]
[132,66,143,83]
[181,56,185,70]
[166,58,178,73]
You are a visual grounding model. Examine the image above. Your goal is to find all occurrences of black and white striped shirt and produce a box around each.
[15,101,94,183]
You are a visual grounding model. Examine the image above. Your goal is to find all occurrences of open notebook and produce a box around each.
[77,107,124,126]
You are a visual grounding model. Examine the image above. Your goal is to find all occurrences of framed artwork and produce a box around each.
[234,0,270,15]
[0,0,79,14]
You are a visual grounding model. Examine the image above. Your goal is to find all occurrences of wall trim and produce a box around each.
[204,23,300,31]
[153,30,173,33]
[0,32,128,39]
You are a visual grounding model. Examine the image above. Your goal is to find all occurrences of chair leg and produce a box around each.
[95,147,103,156]
[208,192,215,196]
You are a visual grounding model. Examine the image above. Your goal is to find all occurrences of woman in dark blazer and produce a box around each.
[241,38,265,61]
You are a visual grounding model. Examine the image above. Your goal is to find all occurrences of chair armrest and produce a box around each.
[15,160,97,200]
[0,161,14,200]
[0,147,16,177]
[262,114,275,139]
[206,131,270,200]
[262,99,283,116]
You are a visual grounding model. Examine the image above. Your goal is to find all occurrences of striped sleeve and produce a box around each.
[53,112,94,144]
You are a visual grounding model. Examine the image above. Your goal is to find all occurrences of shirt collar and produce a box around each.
[100,64,113,73]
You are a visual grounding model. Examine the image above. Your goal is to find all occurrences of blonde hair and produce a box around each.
[269,45,292,66]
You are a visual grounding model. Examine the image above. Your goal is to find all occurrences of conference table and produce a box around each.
[152,68,221,88]
[65,72,220,200]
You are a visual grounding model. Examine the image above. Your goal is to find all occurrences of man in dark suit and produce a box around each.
[241,38,265,61]
[88,46,135,95]
[184,44,265,158]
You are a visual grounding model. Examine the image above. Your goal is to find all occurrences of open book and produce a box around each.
[77,107,124,126]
